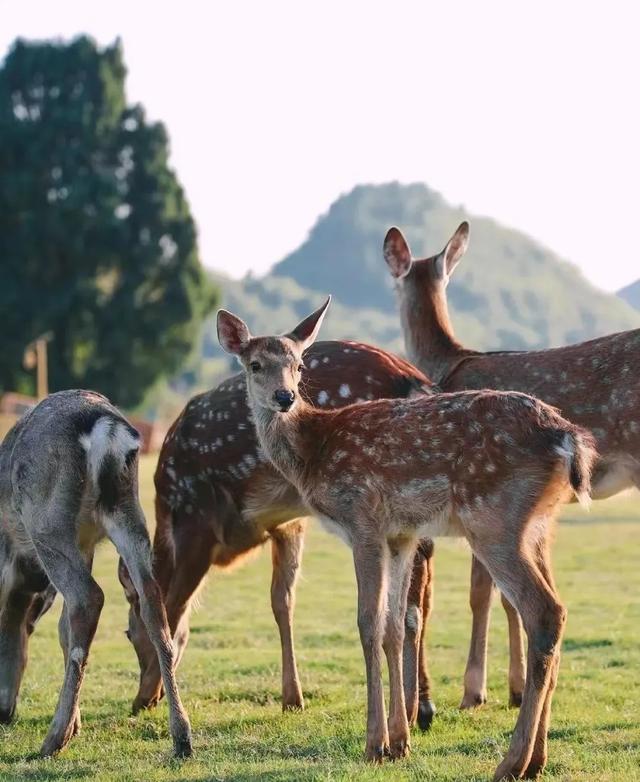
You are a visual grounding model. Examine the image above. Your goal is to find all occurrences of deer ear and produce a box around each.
[383,227,413,279]
[442,221,469,277]
[287,296,331,351]
[217,309,251,355]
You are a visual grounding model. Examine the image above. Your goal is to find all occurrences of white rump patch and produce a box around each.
[79,416,140,485]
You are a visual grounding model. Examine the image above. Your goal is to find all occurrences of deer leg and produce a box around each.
[31,536,104,758]
[383,537,415,759]
[125,523,210,715]
[473,537,566,782]
[416,540,436,730]
[0,586,33,724]
[25,583,57,636]
[57,552,94,737]
[461,554,494,708]
[502,592,526,707]
[523,540,561,779]
[403,553,425,729]
[57,604,81,737]
[353,538,389,763]
[403,539,436,730]
[271,519,306,711]
[106,506,192,757]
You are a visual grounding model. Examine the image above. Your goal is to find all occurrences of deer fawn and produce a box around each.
[120,340,439,728]
[217,299,596,781]
[384,222,640,712]
[0,390,191,757]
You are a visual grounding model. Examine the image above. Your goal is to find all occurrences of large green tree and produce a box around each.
[0,36,217,407]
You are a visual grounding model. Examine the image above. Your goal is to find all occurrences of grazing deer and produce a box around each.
[0,390,191,757]
[217,299,596,780]
[120,340,439,729]
[383,221,640,713]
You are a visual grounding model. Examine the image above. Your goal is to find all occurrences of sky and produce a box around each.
[2,1,639,292]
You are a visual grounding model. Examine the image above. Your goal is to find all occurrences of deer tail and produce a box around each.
[553,428,597,509]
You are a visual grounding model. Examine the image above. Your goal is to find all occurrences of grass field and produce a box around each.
[1,455,639,781]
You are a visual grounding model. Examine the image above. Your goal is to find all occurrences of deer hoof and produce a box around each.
[173,728,193,758]
[365,741,387,763]
[492,755,528,782]
[509,689,523,708]
[523,753,547,779]
[417,699,436,731]
[40,725,74,758]
[388,737,410,760]
[0,705,16,724]
[282,695,305,712]
[459,691,487,709]
[131,694,159,715]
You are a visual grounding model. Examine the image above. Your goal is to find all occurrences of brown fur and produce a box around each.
[384,223,640,710]
[121,339,438,714]
[217,301,597,779]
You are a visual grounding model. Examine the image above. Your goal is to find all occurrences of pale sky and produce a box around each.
[2,1,639,291]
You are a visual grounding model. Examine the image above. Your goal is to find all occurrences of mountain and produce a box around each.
[144,182,640,417]
[271,182,640,350]
[618,279,640,310]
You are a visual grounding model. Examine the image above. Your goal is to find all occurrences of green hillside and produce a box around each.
[146,183,640,415]
[271,182,640,350]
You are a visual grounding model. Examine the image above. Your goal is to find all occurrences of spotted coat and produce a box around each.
[154,340,433,566]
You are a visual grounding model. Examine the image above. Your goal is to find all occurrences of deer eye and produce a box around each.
[250,360,262,373]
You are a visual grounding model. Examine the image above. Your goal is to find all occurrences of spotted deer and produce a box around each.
[383,221,640,714]
[217,299,596,781]
[120,339,439,727]
[0,390,191,757]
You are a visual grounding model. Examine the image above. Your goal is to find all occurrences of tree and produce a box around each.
[0,36,217,407]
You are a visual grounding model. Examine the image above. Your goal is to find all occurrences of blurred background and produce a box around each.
[2,1,639,445]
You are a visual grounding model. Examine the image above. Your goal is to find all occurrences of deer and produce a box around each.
[216,298,597,781]
[119,339,440,731]
[0,390,192,758]
[383,221,640,715]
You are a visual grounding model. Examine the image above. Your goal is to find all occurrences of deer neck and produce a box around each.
[398,279,466,385]
[251,399,319,488]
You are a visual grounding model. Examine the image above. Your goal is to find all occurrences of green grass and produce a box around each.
[1,456,639,781]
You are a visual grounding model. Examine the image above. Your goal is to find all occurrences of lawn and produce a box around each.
[1,455,638,781]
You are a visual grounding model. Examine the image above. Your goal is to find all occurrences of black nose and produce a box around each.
[274,389,295,410]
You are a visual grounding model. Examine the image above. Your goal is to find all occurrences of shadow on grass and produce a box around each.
[0,759,95,780]
[563,637,613,652]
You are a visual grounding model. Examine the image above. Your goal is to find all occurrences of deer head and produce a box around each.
[383,222,470,289]
[217,297,331,414]
[382,223,470,381]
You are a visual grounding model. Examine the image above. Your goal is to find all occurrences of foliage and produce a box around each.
[0,36,217,407]
[1,455,638,781]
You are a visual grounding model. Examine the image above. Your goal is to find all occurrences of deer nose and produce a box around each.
[274,389,295,411]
